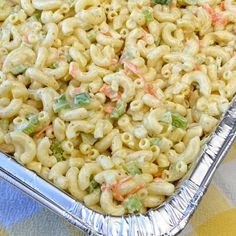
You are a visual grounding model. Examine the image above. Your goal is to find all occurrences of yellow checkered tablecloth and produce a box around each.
[1,142,236,236]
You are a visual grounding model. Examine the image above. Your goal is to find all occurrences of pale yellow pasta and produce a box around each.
[43,61,69,80]
[66,167,86,201]
[48,161,68,180]
[76,8,106,30]
[54,175,68,190]
[27,161,42,174]
[59,108,88,121]
[154,5,181,22]
[162,161,187,182]
[173,142,185,154]
[163,52,195,72]
[182,71,211,96]
[148,181,175,196]
[94,119,113,139]
[128,150,153,162]
[26,68,59,90]
[84,189,101,207]
[5,131,36,164]
[53,118,66,142]
[79,163,102,190]
[0,1,11,21]
[66,120,95,139]
[21,0,35,16]
[147,45,170,67]
[69,62,98,82]
[0,99,22,119]
[162,23,183,48]
[96,32,123,50]
[36,87,58,117]
[95,129,119,152]
[225,0,236,13]
[32,0,63,11]
[2,47,36,73]
[199,114,219,133]
[79,143,92,155]
[176,136,201,164]
[94,169,122,185]
[4,27,21,51]
[117,115,134,133]
[97,155,115,170]
[37,137,57,167]
[143,108,165,136]
[0,80,28,100]
[203,46,231,64]
[142,93,161,108]
[103,72,135,103]
[100,190,125,215]
[197,7,212,36]
[142,195,165,208]
[141,162,158,175]
[201,31,234,47]
[90,44,115,67]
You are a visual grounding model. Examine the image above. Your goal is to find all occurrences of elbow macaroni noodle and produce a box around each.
[0,0,235,215]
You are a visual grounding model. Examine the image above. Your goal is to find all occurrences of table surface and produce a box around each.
[1,143,236,236]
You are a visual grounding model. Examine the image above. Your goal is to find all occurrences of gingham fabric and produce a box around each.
[1,143,236,236]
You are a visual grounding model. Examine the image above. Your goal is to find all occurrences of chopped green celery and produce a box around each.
[20,124,36,135]
[163,111,187,127]
[110,100,125,119]
[87,178,100,193]
[160,111,187,128]
[122,162,141,176]
[124,194,142,213]
[149,137,161,146]
[171,111,188,128]
[74,92,91,107]
[87,30,96,43]
[10,65,28,75]
[53,94,70,113]
[142,9,154,22]
[153,0,172,5]
[19,114,39,135]
[0,0,6,8]
[50,139,64,162]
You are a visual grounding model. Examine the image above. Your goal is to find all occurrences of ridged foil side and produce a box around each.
[0,96,236,236]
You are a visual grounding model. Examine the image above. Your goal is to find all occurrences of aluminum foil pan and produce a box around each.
[0,96,236,236]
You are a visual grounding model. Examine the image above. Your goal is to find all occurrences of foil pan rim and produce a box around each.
[0,96,236,236]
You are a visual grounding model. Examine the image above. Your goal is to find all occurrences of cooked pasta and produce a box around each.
[0,0,235,215]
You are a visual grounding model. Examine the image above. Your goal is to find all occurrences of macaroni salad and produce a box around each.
[0,0,236,215]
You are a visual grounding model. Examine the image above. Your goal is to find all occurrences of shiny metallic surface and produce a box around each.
[0,96,236,236]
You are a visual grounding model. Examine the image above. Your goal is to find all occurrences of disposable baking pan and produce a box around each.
[0,96,236,236]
